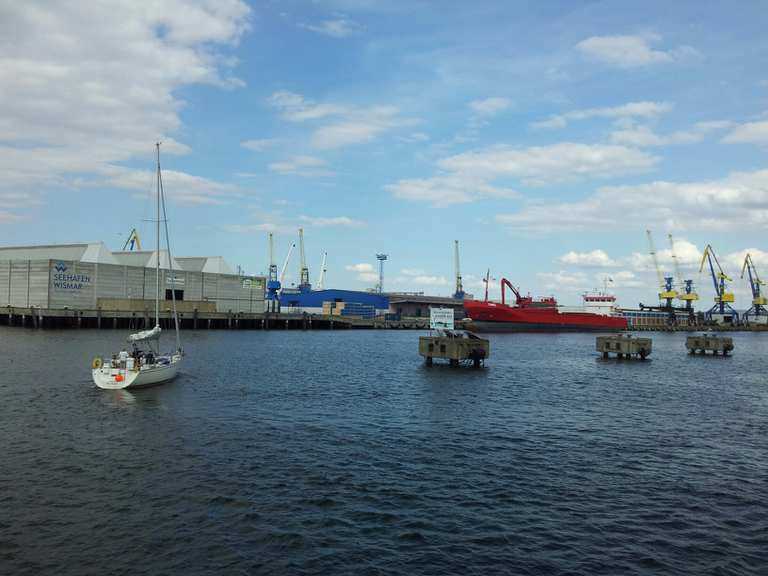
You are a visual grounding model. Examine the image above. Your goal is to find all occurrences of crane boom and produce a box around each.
[646,229,664,288]
[667,233,698,309]
[647,229,676,303]
[122,228,142,251]
[315,251,327,289]
[280,243,295,286]
[667,234,683,286]
[699,244,738,322]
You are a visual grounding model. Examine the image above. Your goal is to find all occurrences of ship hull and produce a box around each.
[464,300,627,333]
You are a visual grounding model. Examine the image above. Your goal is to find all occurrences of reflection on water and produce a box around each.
[1,328,768,576]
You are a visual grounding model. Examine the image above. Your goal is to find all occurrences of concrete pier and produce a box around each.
[419,330,489,368]
[597,335,652,360]
[686,334,734,355]
[0,306,363,330]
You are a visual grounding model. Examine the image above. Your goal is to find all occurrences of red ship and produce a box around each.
[464,278,628,332]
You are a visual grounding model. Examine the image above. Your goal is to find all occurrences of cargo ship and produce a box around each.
[464,278,628,332]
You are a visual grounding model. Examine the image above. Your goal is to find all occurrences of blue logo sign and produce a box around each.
[52,261,90,291]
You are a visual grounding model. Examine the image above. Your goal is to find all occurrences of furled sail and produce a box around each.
[127,325,162,343]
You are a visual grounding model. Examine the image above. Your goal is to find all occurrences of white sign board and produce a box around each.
[430,307,454,330]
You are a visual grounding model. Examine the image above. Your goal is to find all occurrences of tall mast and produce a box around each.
[155,142,161,328]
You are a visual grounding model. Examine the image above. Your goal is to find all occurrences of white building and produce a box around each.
[0,242,265,314]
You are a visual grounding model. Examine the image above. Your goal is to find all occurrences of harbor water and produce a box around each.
[1,327,767,575]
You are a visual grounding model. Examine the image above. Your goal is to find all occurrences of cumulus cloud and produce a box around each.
[537,271,588,291]
[311,106,416,149]
[267,91,417,149]
[439,143,658,186]
[468,97,512,116]
[268,155,334,177]
[610,120,733,147]
[386,172,519,206]
[241,139,280,151]
[345,262,378,283]
[558,250,618,267]
[387,142,657,206]
[346,263,374,273]
[722,120,768,145]
[225,211,362,235]
[298,215,364,228]
[576,34,698,68]
[532,101,671,130]
[106,166,240,205]
[496,169,768,233]
[299,17,364,38]
[0,1,251,215]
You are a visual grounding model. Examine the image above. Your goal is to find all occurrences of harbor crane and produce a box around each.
[279,242,296,292]
[646,229,678,323]
[315,251,328,290]
[122,228,142,251]
[740,253,767,324]
[453,240,465,300]
[266,233,281,312]
[668,233,698,318]
[298,228,311,293]
[699,244,739,324]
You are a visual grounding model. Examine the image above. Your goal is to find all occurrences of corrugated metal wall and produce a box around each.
[0,258,265,312]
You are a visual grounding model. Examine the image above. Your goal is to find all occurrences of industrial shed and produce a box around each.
[0,242,265,314]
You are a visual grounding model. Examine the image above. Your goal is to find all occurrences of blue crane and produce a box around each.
[699,244,739,324]
[740,253,767,324]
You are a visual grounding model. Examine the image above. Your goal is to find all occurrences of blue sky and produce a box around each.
[2,0,768,305]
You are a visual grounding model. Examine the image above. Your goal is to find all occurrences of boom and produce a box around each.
[740,253,767,323]
[280,243,295,287]
[315,251,327,290]
[699,244,738,322]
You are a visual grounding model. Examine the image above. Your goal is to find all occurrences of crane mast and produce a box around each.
[298,228,311,292]
[699,244,738,323]
[265,233,281,312]
[740,253,767,324]
[453,240,465,300]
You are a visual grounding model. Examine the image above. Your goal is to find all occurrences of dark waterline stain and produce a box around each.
[1,328,767,575]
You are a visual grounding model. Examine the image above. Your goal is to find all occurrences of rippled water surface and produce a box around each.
[1,327,767,575]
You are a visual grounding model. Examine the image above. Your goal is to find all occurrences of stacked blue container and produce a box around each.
[340,302,376,319]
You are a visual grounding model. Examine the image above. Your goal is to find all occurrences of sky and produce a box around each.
[1,0,768,306]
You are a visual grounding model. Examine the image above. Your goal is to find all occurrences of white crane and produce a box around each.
[279,243,295,292]
[315,251,327,290]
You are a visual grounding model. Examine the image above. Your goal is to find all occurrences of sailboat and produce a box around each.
[92,143,184,389]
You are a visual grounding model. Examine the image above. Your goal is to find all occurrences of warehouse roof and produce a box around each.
[0,242,120,264]
[0,242,235,274]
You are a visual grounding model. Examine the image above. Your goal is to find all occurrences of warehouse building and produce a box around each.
[0,242,265,314]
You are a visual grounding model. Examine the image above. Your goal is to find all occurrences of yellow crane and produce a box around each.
[740,253,767,324]
[121,228,142,251]
[699,244,738,323]
[667,234,698,315]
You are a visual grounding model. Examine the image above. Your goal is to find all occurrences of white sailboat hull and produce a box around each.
[92,355,182,390]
